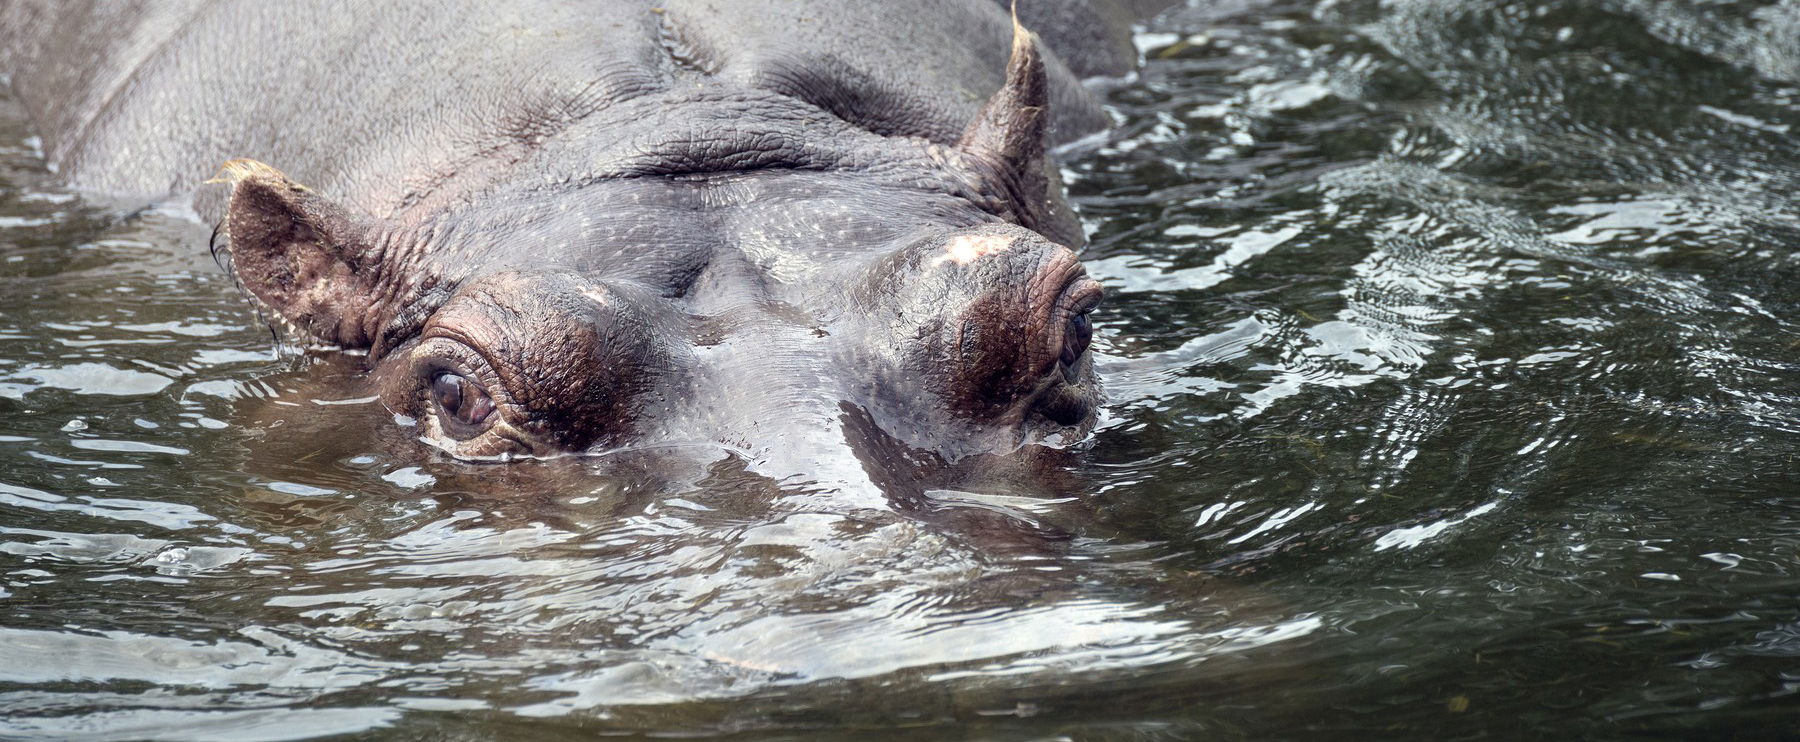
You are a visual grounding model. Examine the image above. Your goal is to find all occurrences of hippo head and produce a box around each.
[213,24,1101,476]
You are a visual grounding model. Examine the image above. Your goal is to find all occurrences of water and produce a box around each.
[2,0,1798,738]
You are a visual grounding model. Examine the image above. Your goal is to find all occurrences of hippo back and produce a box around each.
[0,0,1145,216]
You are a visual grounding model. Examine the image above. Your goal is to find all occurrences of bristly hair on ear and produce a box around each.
[209,211,295,356]
[209,158,401,352]
[954,5,1082,246]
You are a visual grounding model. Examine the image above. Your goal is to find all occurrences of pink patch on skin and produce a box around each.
[932,234,1016,267]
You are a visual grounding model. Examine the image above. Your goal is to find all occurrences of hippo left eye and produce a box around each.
[431,372,496,438]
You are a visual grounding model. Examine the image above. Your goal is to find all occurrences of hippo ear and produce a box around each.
[957,14,1074,243]
[213,159,390,348]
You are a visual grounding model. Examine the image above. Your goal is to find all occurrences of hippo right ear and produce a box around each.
[213,160,393,348]
[956,14,1079,245]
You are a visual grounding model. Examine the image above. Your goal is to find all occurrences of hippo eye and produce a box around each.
[1060,311,1093,368]
[431,372,496,437]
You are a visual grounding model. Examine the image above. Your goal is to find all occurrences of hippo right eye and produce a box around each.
[1055,279,1102,371]
[1060,312,1093,368]
[431,372,496,438]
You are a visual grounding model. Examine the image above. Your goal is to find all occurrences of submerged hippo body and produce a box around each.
[1,1,1147,482]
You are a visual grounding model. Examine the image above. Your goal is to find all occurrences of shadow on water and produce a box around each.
[3,0,1800,739]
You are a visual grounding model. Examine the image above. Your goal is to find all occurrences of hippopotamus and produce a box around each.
[0,1,1157,482]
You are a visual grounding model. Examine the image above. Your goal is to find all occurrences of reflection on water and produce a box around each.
[3,0,1799,739]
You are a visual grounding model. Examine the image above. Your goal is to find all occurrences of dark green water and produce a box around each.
[3,1,1798,739]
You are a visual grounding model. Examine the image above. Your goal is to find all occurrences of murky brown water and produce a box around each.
[3,1,1799,739]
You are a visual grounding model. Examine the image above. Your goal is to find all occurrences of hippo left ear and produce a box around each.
[212,159,394,348]
[957,15,1078,244]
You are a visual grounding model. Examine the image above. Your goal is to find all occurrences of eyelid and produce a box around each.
[413,336,501,388]
[420,326,505,377]
[1063,277,1103,315]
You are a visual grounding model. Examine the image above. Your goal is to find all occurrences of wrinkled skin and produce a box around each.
[0,0,1151,487]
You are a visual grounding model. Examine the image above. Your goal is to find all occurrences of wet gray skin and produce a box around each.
[0,0,1143,487]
